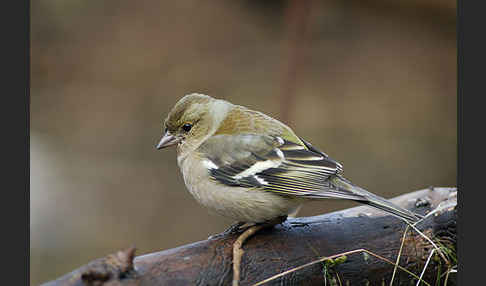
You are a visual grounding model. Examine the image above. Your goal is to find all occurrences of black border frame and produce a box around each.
[457,0,483,284]
[3,0,30,285]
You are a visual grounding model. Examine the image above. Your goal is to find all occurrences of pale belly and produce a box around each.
[179,154,302,223]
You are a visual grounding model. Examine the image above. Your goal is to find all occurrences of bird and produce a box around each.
[156,93,423,227]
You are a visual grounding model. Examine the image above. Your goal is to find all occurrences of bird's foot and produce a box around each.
[207,222,247,240]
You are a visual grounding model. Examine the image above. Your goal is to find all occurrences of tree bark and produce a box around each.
[41,187,457,286]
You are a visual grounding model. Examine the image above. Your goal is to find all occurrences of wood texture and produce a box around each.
[41,187,457,286]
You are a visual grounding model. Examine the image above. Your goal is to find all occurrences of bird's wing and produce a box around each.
[198,134,368,201]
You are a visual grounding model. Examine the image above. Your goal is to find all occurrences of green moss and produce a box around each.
[321,256,347,286]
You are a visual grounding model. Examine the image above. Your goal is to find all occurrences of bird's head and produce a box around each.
[156,93,231,154]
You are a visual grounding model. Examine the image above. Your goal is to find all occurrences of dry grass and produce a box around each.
[252,203,457,286]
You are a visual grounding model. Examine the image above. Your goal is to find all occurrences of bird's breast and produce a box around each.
[177,153,302,223]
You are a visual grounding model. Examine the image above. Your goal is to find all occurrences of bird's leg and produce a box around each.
[224,221,248,234]
[232,216,287,286]
[208,221,247,240]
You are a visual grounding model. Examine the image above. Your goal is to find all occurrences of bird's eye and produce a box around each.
[182,123,193,132]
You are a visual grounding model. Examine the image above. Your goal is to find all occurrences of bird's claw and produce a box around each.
[207,222,247,240]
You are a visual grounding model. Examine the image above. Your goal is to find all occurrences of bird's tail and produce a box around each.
[329,176,424,223]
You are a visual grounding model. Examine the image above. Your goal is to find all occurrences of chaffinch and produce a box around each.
[156,93,423,225]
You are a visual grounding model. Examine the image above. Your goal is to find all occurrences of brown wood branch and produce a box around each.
[41,187,457,286]
[232,224,266,286]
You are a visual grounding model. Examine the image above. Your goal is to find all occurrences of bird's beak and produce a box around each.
[156,131,180,149]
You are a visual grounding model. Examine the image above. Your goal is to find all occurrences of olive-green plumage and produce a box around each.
[157,93,423,223]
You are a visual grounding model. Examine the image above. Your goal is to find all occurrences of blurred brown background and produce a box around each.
[30,1,456,285]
